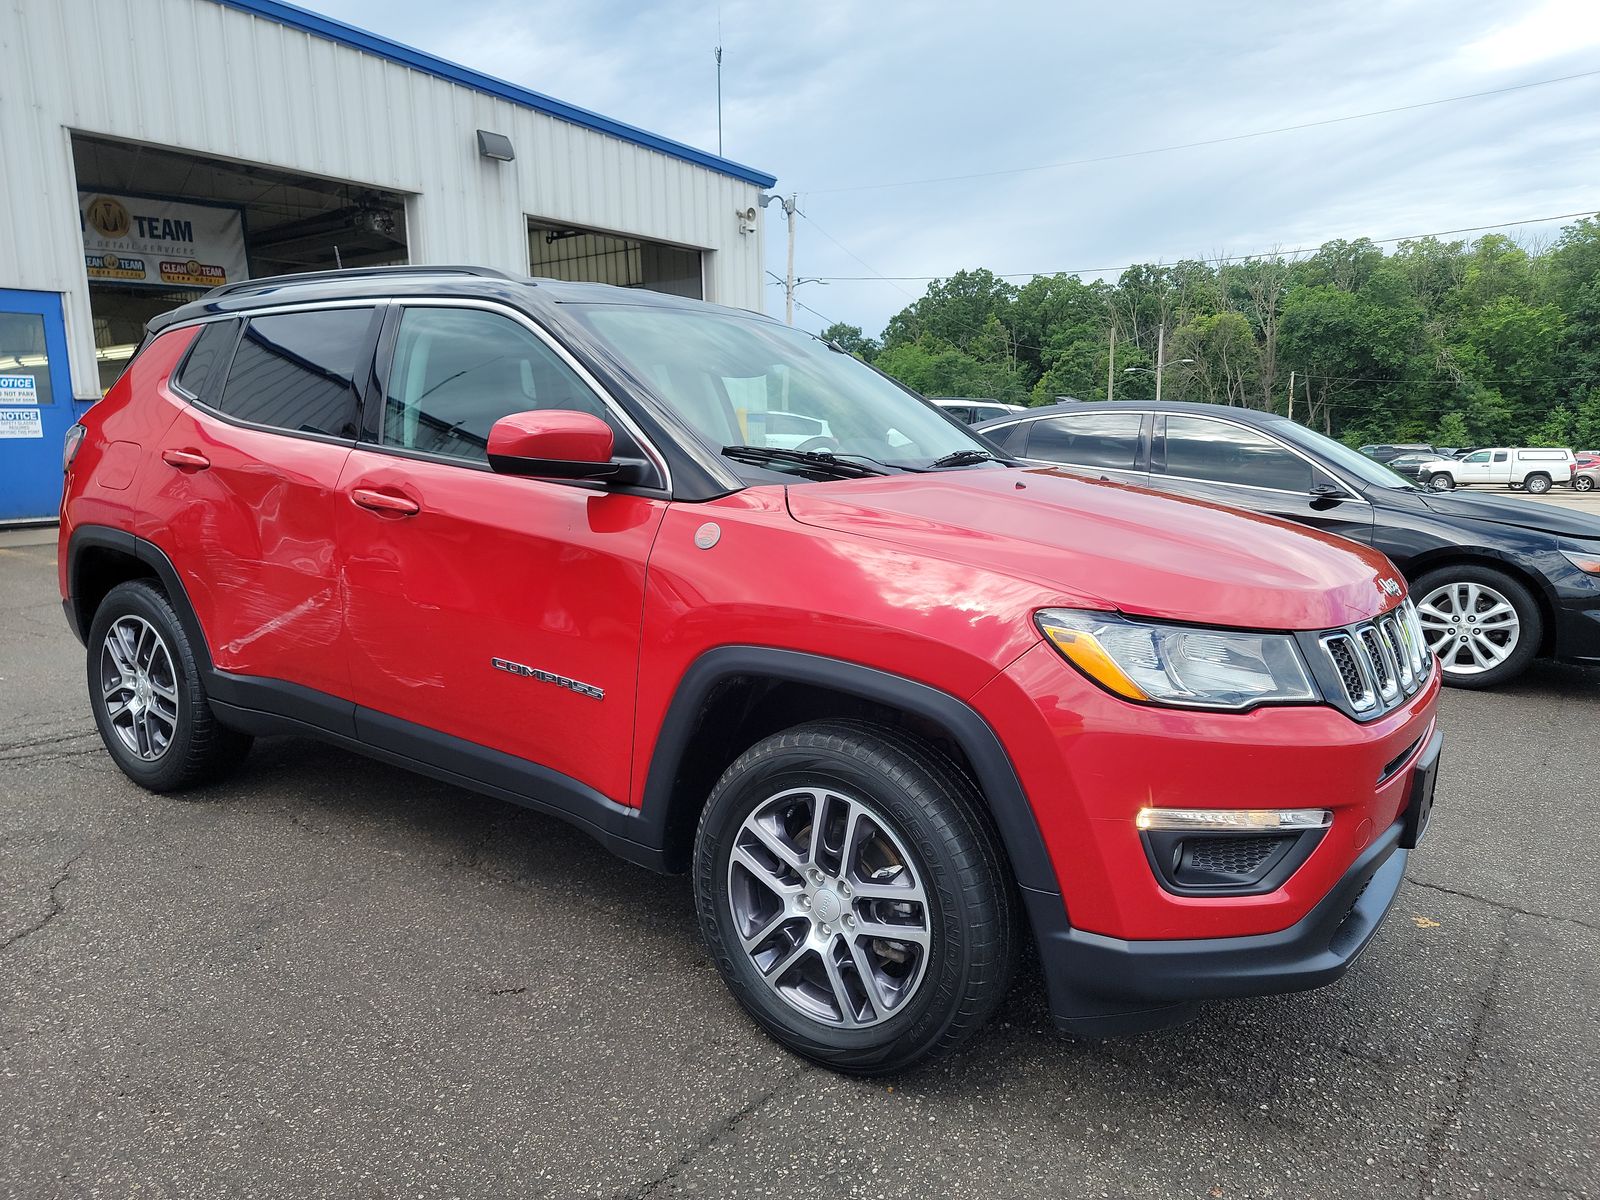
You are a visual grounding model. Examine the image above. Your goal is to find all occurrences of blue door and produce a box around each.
[0,290,79,523]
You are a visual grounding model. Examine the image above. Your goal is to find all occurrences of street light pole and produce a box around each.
[1155,324,1166,405]
[1107,324,1116,402]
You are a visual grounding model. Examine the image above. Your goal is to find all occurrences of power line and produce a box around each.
[804,69,1600,196]
[805,209,1598,283]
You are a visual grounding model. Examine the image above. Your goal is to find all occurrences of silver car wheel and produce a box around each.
[1416,581,1520,676]
[1428,474,1455,491]
[99,615,180,761]
[726,786,932,1029]
[1575,475,1595,492]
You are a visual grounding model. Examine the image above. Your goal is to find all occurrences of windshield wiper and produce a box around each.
[721,445,889,478]
[928,448,998,468]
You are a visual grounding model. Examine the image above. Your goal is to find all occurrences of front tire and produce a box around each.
[1412,565,1542,689]
[1524,473,1552,495]
[1576,474,1595,492]
[1427,473,1455,491]
[693,720,1017,1074]
[86,580,252,791]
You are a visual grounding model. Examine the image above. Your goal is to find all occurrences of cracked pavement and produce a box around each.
[2,530,1597,1199]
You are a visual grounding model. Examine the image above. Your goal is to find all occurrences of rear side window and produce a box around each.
[1518,450,1567,460]
[172,320,238,399]
[217,309,373,438]
[1024,412,1144,470]
[380,306,611,463]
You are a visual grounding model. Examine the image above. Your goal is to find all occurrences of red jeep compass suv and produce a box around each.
[60,266,1442,1072]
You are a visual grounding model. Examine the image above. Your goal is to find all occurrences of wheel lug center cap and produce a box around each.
[812,888,842,924]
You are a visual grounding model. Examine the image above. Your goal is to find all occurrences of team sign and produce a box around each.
[79,193,247,290]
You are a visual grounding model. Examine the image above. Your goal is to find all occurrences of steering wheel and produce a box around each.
[795,436,843,453]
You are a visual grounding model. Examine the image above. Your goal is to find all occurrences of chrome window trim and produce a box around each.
[1155,413,1367,503]
[986,410,1371,503]
[385,296,673,494]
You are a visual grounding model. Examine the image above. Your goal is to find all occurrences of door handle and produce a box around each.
[161,448,211,470]
[351,487,421,517]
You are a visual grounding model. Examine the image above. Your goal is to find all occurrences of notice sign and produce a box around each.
[0,374,38,404]
[0,408,44,439]
[80,192,247,290]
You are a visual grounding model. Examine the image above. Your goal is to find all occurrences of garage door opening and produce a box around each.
[72,133,409,391]
[528,219,702,299]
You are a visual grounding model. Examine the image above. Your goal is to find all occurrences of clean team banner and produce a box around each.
[80,192,248,290]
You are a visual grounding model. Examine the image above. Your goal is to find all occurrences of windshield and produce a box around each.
[1277,423,1420,491]
[567,304,996,477]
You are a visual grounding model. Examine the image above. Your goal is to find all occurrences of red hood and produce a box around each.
[785,468,1402,631]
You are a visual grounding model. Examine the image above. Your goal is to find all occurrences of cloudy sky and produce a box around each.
[313,0,1600,338]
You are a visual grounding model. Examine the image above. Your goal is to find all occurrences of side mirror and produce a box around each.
[1308,482,1345,509]
[486,410,649,485]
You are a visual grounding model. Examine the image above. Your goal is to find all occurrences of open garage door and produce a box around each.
[529,219,702,299]
[72,134,409,392]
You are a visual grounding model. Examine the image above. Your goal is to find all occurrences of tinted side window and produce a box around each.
[173,320,238,399]
[1463,451,1490,463]
[218,309,372,437]
[1025,412,1143,470]
[381,307,610,463]
[1161,416,1312,491]
[982,422,1031,455]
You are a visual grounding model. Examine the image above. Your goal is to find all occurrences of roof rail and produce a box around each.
[204,264,520,299]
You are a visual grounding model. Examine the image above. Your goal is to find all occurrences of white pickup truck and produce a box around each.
[1420,448,1576,494]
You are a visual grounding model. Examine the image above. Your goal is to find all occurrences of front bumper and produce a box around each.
[1028,815,1409,1035]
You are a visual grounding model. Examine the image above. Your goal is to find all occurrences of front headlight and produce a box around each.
[1035,609,1318,711]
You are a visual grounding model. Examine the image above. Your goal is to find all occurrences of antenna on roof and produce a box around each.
[714,1,723,154]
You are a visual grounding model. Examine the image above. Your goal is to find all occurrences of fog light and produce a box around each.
[1136,807,1332,832]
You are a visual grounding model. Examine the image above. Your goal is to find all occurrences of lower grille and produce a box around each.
[1185,836,1294,878]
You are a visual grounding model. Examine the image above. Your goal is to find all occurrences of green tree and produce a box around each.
[818,322,879,362]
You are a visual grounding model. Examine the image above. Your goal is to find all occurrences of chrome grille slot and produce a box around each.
[1380,615,1415,692]
[1359,627,1398,701]
[1321,632,1376,713]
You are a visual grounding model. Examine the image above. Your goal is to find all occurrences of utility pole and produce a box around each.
[1106,324,1116,401]
[784,193,796,325]
[714,44,723,155]
[1287,369,1295,421]
[758,192,800,324]
[1154,324,1166,404]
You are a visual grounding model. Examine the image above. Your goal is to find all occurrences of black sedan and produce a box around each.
[976,401,1600,688]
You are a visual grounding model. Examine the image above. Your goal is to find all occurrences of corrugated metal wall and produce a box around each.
[0,0,770,398]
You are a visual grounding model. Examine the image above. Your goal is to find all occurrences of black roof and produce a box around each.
[148,265,768,333]
[972,399,1296,429]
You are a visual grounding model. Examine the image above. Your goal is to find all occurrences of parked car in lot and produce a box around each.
[1360,443,1437,464]
[977,401,1600,688]
[931,397,1026,425]
[1417,447,1576,494]
[1382,451,1438,483]
[61,267,1443,1073]
[1573,461,1598,492]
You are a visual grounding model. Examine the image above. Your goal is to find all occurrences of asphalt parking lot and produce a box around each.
[2,520,1597,1200]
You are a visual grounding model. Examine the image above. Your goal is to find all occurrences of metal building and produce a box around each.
[0,0,777,521]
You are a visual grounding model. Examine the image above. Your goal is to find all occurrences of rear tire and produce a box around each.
[1524,473,1552,495]
[1427,473,1455,491]
[1412,565,1542,689]
[86,580,252,791]
[693,720,1017,1075]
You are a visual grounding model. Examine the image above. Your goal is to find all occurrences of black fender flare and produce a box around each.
[638,646,1060,897]
[65,524,213,671]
